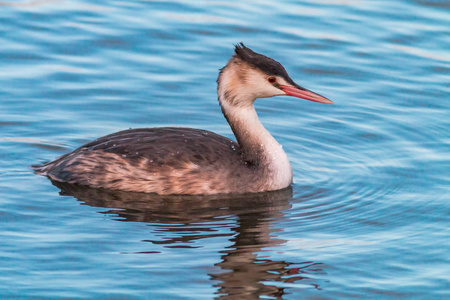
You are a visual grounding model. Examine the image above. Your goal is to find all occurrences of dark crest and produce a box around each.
[234,42,296,85]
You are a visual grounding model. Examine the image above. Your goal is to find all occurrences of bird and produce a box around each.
[32,43,333,195]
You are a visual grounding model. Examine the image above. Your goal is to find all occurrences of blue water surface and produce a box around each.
[1,0,449,299]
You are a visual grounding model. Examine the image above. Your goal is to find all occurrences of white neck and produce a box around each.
[219,97,293,189]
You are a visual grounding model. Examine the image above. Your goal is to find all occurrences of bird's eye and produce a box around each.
[268,77,276,83]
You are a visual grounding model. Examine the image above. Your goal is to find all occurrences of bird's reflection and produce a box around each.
[52,181,325,299]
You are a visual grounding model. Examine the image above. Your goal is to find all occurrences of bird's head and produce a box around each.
[217,43,333,108]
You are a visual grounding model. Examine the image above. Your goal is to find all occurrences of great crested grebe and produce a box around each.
[33,43,333,195]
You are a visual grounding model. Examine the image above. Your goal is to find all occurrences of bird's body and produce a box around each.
[35,127,289,194]
[33,44,332,195]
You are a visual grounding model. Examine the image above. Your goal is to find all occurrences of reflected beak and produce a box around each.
[279,85,334,104]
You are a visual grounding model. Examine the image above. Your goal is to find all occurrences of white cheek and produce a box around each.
[271,85,286,96]
[250,77,285,98]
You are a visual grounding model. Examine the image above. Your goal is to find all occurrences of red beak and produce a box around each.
[280,85,334,104]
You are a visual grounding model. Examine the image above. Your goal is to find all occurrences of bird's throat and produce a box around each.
[220,96,290,170]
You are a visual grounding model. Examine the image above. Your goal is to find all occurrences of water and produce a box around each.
[1,0,449,298]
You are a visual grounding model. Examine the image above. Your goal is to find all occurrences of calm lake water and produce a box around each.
[1,0,449,299]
